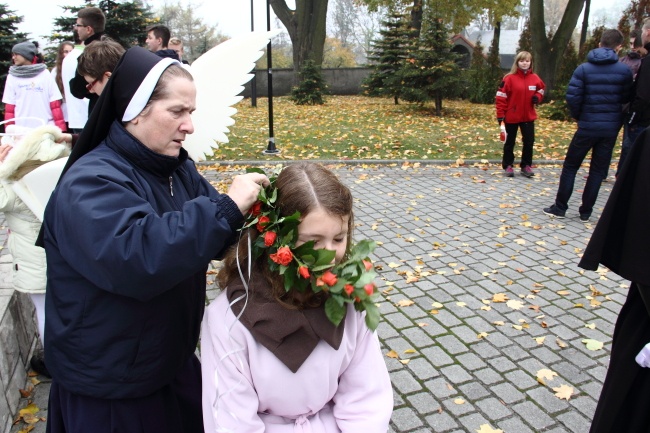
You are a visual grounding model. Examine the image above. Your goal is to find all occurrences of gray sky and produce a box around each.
[5,0,627,49]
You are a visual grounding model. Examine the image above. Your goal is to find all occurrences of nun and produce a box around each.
[42,47,268,433]
[579,127,650,432]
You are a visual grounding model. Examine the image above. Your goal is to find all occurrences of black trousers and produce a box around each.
[502,121,535,169]
[46,355,203,433]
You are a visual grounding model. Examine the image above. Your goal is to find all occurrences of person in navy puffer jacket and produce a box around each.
[543,29,633,222]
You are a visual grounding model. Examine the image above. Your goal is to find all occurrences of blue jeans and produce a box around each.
[554,132,617,216]
[617,123,646,176]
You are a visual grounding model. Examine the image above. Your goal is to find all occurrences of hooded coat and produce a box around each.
[566,47,633,137]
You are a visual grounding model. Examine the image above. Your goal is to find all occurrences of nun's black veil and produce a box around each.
[36,47,177,246]
[60,47,167,179]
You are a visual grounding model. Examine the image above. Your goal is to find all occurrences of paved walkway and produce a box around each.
[8,162,625,433]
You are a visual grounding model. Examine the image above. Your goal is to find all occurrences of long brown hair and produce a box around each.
[507,51,533,75]
[54,41,74,99]
[217,162,354,308]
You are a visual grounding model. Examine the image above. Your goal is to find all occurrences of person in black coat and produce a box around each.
[579,125,650,432]
[42,47,268,433]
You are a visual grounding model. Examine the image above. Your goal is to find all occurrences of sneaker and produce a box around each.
[543,205,566,218]
[521,165,534,178]
[30,353,51,378]
[505,166,514,177]
[579,213,591,223]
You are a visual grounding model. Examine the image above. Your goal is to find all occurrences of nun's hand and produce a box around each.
[227,173,270,215]
[636,342,650,368]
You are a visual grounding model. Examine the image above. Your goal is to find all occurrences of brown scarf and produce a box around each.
[226,276,345,373]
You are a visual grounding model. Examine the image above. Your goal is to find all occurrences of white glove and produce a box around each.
[635,342,650,368]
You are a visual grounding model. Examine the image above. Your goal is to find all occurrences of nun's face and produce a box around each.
[126,77,196,157]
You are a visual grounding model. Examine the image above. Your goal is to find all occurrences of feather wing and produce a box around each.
[183,30,281,162]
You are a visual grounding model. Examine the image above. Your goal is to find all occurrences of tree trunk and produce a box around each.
[410,0,423,36]
[491,21,501,61]
[270,0,329,70]
[579,0,591,58]
[530,0,585,99]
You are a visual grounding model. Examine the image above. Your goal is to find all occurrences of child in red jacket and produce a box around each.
[495,51,545,178]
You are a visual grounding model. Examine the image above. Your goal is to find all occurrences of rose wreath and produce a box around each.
[241,166,381,331]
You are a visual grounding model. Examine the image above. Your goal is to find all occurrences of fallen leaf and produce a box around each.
[585,323,596,329]
[492,293,508,303]
[476,424,504,433]
[386,350,399,359]
[399,359,410,365]
[477,332,489,339]
[396,299,415,307]
[506,299,524,310]
[454,397,466,404]
[557,290,570,295]
[537,368,558,381]
[582,339,604,351]
[535,336,546,345]
[553,384,575,401]
[493,321,505,326]
[431,302,444,309]
[556,338,568,348]
[404,349,417,354]
[456,301,467,307]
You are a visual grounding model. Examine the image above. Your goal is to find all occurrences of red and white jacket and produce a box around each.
[495,68,545,124]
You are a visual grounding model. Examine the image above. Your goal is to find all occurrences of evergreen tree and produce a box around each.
[517,17,532,53]
[290,59,328,105]
[362,12,415,105]
[580,26,605,62]
[556,37,580,88]
[0,4,29,120]
[49,1,156,50]
[399,16,460,116]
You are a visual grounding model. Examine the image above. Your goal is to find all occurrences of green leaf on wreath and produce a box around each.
[325,297,345,326]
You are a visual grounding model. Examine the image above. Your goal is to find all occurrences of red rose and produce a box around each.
[269,246,293,266]
[344,284,354,296]
[298,266,310,279]
[364,283,375,296]
[256,215,270,232]
[363,260,373,271]
[249,201,262,216]
[264,231,277,247]
[321,270,338,286]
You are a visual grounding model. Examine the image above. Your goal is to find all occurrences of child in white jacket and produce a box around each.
[0,125,69,377]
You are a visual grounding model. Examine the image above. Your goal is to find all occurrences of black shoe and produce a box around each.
[579,213,591,223]
[30,354,51,378]
[543,205,566,218]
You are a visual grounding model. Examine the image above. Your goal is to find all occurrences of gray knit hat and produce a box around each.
[12,41,36,61]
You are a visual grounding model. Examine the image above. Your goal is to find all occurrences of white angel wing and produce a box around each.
[11,157,68,222]
[183,30,281,162]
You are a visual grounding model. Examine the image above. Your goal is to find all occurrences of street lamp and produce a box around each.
[262,0,279,155]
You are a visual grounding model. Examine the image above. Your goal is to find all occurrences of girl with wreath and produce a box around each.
[201,162,393,432]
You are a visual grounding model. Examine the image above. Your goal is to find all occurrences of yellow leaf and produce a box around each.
[388,262,401,268]
[506,299,524,310]
[535,336,546,345]
[477,332,489,339]
[399,359,410,365]
[456,302,467,307]
[386,350,399,359]
[476,424,504,433]
[493,321,505,326]
[537,368,558,381]
[480,305,492,311]
[556,338,568,348]
[404,349,417,354]
[513,325,523,330]
[553,384,575,401]
[582,339,604,351]
[431,302,444,309]
[492,293,508,303]
[18,403,39,417]
[557,290,570,295]
[396,299,415,307]
[585,323,596,329]
[454,398,466,404]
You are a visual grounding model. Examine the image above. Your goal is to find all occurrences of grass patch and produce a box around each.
[209,96,581,161]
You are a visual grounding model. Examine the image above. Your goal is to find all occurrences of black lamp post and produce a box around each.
[262,0,279,154]
[250,0,257,108]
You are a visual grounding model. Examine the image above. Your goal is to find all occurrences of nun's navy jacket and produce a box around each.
[565,47,633,137]
[43,121,243,399]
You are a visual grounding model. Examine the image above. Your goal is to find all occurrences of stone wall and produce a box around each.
[0,254,37,433]
[242,67,372,98]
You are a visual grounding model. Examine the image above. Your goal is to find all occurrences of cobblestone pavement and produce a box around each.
[8,162,625,433]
